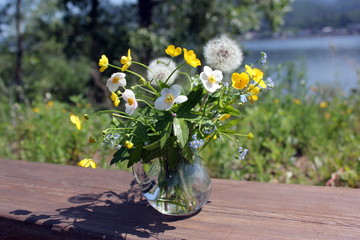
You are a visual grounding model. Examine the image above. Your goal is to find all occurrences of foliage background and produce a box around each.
[1,0,360,187]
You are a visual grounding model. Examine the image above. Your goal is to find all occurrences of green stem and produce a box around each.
[164,62,186,85]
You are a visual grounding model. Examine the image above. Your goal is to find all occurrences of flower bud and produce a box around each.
[84,114,90,120]
[247,132,254,139]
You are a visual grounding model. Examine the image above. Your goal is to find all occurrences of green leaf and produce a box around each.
[142,140,160,150]
[173,118,189,148]
[218,117,244,130]
[110,147,129,165]
[127,146,143,168]
[222,105,241,116]
[176,112,200,121]
[133,123,147,145]
[177,87,204,113]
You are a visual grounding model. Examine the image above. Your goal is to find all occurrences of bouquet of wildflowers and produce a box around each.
[74,35,273,170]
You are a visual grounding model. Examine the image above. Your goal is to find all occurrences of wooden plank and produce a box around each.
[1,158,360,240]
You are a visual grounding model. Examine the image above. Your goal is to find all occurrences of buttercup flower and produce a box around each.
[122,89,138,115]
[245,65,266,88]
[247,84,260,103]
[219,114,231,121]
[199,66,223,93]
[320,101,328,108]
[147,57,178,85]
[124,140,134,149]
[98,55,109,72]
[154,84,188,111]
[120,49,132,71]
[232,72,249,90]
[183,48,201,68]
[78,158,97,168]
[203,35,243,73]
[110,92,120,107]
[70,113,82,130]
[165,45,182,57]
[106,72,127,92]
[247,132,254,139]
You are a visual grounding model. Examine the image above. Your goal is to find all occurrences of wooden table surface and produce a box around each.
[0,158,360,240]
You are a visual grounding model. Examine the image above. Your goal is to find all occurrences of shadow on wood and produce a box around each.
[7,180,199,239]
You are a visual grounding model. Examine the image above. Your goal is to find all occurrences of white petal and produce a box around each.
[160,88,170,96]
[205,82,220,93]
[125,100,138,115]
[212,70,223,82]
[106,79,120,92]
[122,89,135,101]
[199,72,208,81]
[170,84,182,97]
[203,66,212,76]
[119,78,127,87]
[155,97,173,110]
[174,95,188,104]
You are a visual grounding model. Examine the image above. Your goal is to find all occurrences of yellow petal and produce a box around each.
[70,113,82,130]
[78,159,97,168]
[232,72,249,89]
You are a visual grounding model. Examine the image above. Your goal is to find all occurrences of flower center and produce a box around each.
[208,75,217,83]
[127,98,135,106]
[164,94,175,103]
[112,76,120,83]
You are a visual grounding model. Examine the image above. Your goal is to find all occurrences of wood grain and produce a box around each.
[1,158,360,239]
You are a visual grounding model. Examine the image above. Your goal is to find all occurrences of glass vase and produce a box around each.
[132,154,211,216]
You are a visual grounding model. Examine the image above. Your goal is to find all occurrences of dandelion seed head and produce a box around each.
[203,35,243,73]
[147,57,177,85]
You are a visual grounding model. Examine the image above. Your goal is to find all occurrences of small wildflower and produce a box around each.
[199,66,223,93]
[205,135,217,140]
[70,113,82,130]
[98,55,109,72]
[240,95,248,103]
[84,114,90,120]
[120,49,132,71]
[124,140,134,149]
[106,72,127,92]
[147,57,178,85]
[189,134,204,150]
[154,84,188,111]
[266,77,274,89]
[237,147,248,160]
[260,52,267,64]
[165,45,182,57]
[232,72,249,90]
[293,99,301,105]
[183,48,201,68]
[247,132,254,139]
[78,158,97,168]
[219,114,231,121]
[33,107,40,113]
[110,92,120,107]
[122,89,138,115]
[247,84,260,103]
[274,98,280,104]
[245,65,266,89]
[116,144,122,150]
[203,35,243,73]
[320,101,328,108]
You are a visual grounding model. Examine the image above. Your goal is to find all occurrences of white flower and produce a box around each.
[122,89,138,115]
[106,72,127,92]
[147,57,178,85]
[203,35,243,73]
[154,84,188,111]
[199,66,223,93]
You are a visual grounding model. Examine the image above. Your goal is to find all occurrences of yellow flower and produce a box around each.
[165,45,182,57]
[46,101,54,108]
[319,101,328,108]
[273,98,280,104]
[247,132,254,139]
[292,99,301,105]
[70,113,82,130]
[248,95,258,103]
[32,107,40,113]
[206,135,217,140]
[219,114,231,121]
[98,55,109,72]
[124,140,134,149]
[232,72,249,89]
[183,48,201,68]
[245,65,266,88]
[120,49,132,71]
[324,112,331,119]
[110,92,120,107]
[78,158,97,168]
[247,84,260,103]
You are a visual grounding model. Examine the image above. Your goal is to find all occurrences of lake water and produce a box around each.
[242,35,360,94]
